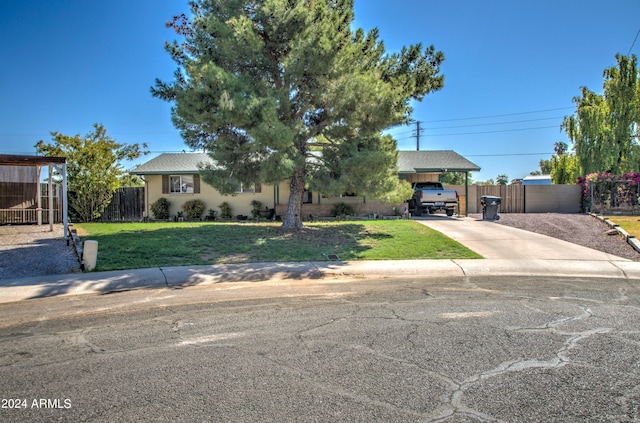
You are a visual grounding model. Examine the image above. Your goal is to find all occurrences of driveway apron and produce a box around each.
[416,216,628,261]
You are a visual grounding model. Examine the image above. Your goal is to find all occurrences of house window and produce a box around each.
[170,175,194,194]
[235,182,255,194]
[303,189,313,204]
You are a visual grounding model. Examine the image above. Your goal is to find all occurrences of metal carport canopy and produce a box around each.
[397,150,481,174]
[397,150,481,216]
[0,154,68,238]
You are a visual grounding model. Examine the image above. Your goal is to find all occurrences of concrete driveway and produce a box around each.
[416,216,628,261]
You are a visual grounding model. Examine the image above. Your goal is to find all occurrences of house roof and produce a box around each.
[131,153,212,175]
[397,150,480,173]
[132,150,481,175]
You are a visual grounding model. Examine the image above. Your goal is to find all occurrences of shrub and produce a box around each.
[332,202,355,217]
[182,199,206,219]
[219,201,233,219]
[250,199,263,218]
[150,197,170,220]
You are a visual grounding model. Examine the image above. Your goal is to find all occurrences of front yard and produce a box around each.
[604,215,640,238]
[75,220,481,272]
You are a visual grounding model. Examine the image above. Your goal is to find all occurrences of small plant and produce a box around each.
[332,202,355,218]
[150,197,170,220]
[206,209,217,221]
[219,201,233,219]
[182,199,206,219]
[250,199,263,219]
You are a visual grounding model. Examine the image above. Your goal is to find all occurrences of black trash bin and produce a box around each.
[480,195,501,220]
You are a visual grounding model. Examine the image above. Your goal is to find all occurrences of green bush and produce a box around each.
[182,199,206,219]
[219,201,233,219]
[150,197,170,220]
[332,202,355,217]
[250,199,263,218]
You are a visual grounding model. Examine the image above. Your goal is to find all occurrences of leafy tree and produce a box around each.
[152,0,444,228]
[496,174,509,185]
[35,124,148,222]
[538,158,552,174]
[550,153,581,184]
[541,140,582,184]
[562,54,640,175]
[439,172,469,185]
[475,178,495,186]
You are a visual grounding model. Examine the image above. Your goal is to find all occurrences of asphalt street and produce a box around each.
[1,274,639,422]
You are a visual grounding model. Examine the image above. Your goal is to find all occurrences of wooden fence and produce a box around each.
[0,183,62,224]
[0,184,144,224]
[98,187,145,222]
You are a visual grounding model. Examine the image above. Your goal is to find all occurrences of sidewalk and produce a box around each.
[3,216,640,303]
[2,258,640,304]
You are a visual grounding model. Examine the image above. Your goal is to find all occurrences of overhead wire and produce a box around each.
[628,27,640,55]
[418,106,574,123]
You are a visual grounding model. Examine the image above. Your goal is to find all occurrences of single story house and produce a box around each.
[131,150,480,219]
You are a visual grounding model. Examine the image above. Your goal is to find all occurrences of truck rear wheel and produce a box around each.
[446,209,454,217]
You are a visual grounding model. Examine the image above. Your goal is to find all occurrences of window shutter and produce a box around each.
[194,174,200,193]
[162,175,169,194]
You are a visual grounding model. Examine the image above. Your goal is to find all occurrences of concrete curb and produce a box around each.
[590,213,640,253]
[2,259,640,304]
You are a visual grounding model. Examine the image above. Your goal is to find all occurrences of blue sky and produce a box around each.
[1,1,639,182]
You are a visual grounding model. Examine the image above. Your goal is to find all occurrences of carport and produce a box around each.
[397,150,481,216]
[0,154,68,239]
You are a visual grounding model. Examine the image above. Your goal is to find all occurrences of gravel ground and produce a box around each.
[0,214,639,280]
[0,224,81,280]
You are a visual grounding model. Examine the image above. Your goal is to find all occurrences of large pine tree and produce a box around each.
[153,0,444,228]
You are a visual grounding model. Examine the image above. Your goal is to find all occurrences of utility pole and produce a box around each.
[414,121,423,150]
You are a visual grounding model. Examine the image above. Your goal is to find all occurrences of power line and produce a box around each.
[428,116,562,130]
[629,27,640,55]
[423,125,559,137]
[420,107,574,123]
[392,114,567,136]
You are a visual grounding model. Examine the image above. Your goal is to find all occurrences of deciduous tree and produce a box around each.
[550,153,581,184]
[35,124,148,222]
[152,0,444,228]
[562,54,640,175]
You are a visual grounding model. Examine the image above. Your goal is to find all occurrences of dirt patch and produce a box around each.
[489,213,640,261]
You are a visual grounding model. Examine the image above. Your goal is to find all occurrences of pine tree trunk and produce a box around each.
[282,166,305,229]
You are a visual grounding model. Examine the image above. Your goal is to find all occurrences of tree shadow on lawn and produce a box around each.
[82,223,387,272]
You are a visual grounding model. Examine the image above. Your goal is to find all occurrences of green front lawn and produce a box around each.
[603,215,640,238]
[74,220,481,272]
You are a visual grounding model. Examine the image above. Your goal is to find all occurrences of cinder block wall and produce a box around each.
[524,185,581,213]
